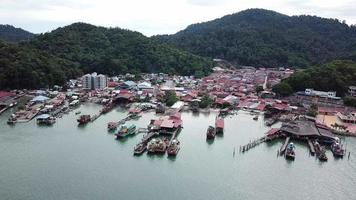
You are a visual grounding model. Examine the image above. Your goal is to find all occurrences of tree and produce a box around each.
[255,85,264,94]
[272,82,293,97]
[344,96,356,107]
[306,104,318,117]
[199,95,214,108]
[162,90,178,106]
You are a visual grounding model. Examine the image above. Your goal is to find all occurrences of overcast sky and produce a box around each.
[1,0,355,36]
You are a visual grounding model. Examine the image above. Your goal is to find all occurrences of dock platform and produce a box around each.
[307,139,315,155]
[280,137,290,154]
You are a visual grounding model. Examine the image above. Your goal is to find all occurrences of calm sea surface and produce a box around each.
[0,103,355,200]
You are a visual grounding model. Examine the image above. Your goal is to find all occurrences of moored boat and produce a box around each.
[331,139,345,158]
[107,122,118,131]
[147,138,167,154]
[253,115,259,120]
[36,114,56,125]
[167,139,180,156]
[285,143,295,160]
[134,143,147,155]
[7,114,17,124]
[215,117,224,134]
[206,126,216,139]
[77,114,91,125]
[314,141,328,161]
[115,124,136,138]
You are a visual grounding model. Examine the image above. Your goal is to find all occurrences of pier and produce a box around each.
[240,136,266,153]
[307,139,315,155]
[279,137,290,154]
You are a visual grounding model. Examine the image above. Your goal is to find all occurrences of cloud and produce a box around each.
[0,0,355,36]
[187,0,232,6]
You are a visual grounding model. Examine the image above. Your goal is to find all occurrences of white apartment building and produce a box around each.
[82,72,107,90]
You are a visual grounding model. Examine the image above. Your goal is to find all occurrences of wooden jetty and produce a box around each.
[307,139,315,155]
[241,136,266,153]
[279,137,290,155]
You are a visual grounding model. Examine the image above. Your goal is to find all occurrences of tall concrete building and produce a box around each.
[82,72,107,90]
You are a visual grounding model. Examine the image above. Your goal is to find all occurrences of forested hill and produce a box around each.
[0,23,213,89]
[27,23,213,77]
[154,9,356,68]
[0,40,81,89]
[272,59,356,97]
[0,25,34,42]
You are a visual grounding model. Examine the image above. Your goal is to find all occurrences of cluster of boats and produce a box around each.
[284,139,345,162]
[134,137,180,156]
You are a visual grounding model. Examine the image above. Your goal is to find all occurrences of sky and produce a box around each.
[0,0,356,36]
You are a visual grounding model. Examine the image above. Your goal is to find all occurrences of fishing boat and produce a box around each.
[36,114,56,125]
[285,143,295,160]
[77,115,91,125]
[134,143,147,155]
[115,124,136,138]
[147,138,167,154]
[331,140,345,158]
[206,126,216,139]
[75,111,81,115]
[167,139,180,156]
[107,122,118,131]
[7,116,17,124]
[318,149,328,161]
[215,117,224,134]
[253,115,259,120]
[314,141,328,161]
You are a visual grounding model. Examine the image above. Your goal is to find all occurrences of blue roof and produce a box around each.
[31,95,49,102]
[37,114,50,119]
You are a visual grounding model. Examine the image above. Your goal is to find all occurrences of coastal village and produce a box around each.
[1,66,355,161]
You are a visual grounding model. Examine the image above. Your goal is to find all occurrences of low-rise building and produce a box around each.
[348,86,356,97]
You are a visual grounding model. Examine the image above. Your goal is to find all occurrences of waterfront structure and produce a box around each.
[294,88,342,106]
[82,72,107,90]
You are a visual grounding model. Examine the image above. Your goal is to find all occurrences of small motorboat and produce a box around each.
[134,143,147,155]
[206,126,216,139]
[285,143,295,160]
[253,115,259,120]
[330,139,345,158]
[77,114,90,125]
[107,122,118,131]
[167,139,180,156]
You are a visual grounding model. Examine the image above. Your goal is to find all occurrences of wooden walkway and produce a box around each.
[240,136,267,153]
[279,137,290,154]
[307,139,315,155]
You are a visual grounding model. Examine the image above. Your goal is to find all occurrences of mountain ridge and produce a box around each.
[153,8,356,68]
[0,24,34,42]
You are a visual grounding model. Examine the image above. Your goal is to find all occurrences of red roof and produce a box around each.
[318,107,344,114]
[215,118,224,128]
[256,103,266,111]
[108,82,119,87]
[161,119,175,128]
[265,128,279,136]
[170,112,181,120]
[272,103,289,111]
[0,91,13,98]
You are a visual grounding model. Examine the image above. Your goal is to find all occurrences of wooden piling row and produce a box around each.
[240,136,267,153]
